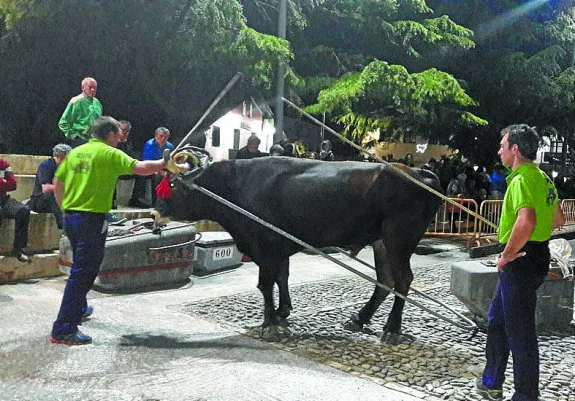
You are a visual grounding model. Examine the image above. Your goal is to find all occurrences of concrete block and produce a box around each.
[59,220,196,292]
[0,154,45,175]
[193,231,242,273]
[10,174,35,202]
[0,212,61,253]
[0,252,60,284]
[451,261,574,330]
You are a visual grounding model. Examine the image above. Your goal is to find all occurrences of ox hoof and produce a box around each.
[343,314,364,332]
[275,306,291,321]
[380,330,415,345]
[261,325,289,342]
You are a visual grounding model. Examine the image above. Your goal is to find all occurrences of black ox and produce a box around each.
[154,155,442,343]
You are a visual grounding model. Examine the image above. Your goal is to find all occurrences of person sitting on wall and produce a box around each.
[0,158,32,262]
[235,134,264,159]
[28,144,72,230]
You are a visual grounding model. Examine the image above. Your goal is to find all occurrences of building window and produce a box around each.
[212,126,221,147]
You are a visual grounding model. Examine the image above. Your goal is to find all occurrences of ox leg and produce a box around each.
[344,240,393,332]
[380,258,413,344]
[275,258,292,321]
[256,265,277,329]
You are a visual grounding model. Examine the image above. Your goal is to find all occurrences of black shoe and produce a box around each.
[11,249,32,263]
[475,378,503,400]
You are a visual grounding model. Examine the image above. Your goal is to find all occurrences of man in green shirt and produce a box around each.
[58,77,103,147]
[50,116,188,345]
[476,125,565,401]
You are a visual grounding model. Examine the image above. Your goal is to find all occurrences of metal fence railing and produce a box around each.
[425,198,479,247]
[425,198,575,248]
[560,199,575,226]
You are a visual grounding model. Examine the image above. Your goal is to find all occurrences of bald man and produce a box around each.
[58,77,103,148]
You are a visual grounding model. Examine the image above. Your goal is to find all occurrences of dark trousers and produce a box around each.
[482,242,549,401]
[0,196,30,252]
[28,193,63,229]
[52,212,107,336]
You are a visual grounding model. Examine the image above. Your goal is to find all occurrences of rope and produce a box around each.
[282,97,499,232]
[174,72,243,153]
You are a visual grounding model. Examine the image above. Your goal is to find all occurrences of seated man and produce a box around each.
[28,144,72,229]
[0,158,31,262]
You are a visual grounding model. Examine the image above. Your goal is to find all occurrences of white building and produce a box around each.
[204,100,275,161]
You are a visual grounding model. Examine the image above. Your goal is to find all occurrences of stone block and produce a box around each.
[0,252,60,284]
[10,174,35,203]
[0,154,45,175]
[0,212,61,253]
[451,261,574,330]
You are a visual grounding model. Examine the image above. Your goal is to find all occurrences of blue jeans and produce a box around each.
[52,212,107,336]
[482,242,549,401]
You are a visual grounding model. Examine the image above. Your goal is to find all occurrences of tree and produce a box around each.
[427,0,575,164]
[244,0,486,153]
[0,0,291,154]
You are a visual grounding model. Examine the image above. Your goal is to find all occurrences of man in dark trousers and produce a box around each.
[476,124,565,401]
[29,143,72,229]
[50,116,188,345]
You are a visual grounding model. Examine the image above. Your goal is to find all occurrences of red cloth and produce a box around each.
[0,159,16,197]
[155,177,172,199]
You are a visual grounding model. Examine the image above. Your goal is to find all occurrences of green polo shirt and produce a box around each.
[58,94,103,141]
[498,163,558,243]
[55,138,137,213]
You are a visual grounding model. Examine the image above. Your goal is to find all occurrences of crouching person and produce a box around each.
[28,144,72,230]
[50,116,189,345]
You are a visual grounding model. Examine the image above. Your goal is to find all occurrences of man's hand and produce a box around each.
[495,251,526,271]
[42,183,55,193]
[164,159,189,174]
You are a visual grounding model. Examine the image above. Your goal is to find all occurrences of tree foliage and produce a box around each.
[270,0,483,147]
[0,0,291,153]
[427,0,575,163]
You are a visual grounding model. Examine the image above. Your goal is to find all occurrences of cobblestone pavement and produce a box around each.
[182,261,575,401]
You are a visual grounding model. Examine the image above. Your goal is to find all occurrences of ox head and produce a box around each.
[151,146,213,225]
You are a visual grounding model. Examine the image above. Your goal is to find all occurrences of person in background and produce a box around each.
[115,120,139,208]
[137,127,174,207]
[28,143,72,229]
[489,164,508,200]
[476,124,565,401]
[50,116,188,345]
[235,134,264,159]
[0,158,31,262]
[58,77,103,148]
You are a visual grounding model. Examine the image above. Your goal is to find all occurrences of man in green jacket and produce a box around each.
[58,77,102,147]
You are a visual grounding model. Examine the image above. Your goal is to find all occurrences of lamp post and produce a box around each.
[274,0,287,144]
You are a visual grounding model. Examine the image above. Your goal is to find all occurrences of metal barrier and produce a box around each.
[426,198,575,248]
[425,198,479,247]
[473,200,503,246]
[560,199,575,225]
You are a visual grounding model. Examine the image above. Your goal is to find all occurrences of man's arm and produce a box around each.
[553,203,566,229]
[58,101,74,137]
[497,207,536,270]
[53,178,64,208]
[132,159,188,176]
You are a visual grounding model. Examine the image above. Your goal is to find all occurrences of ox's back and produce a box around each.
[189,157,441,256]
